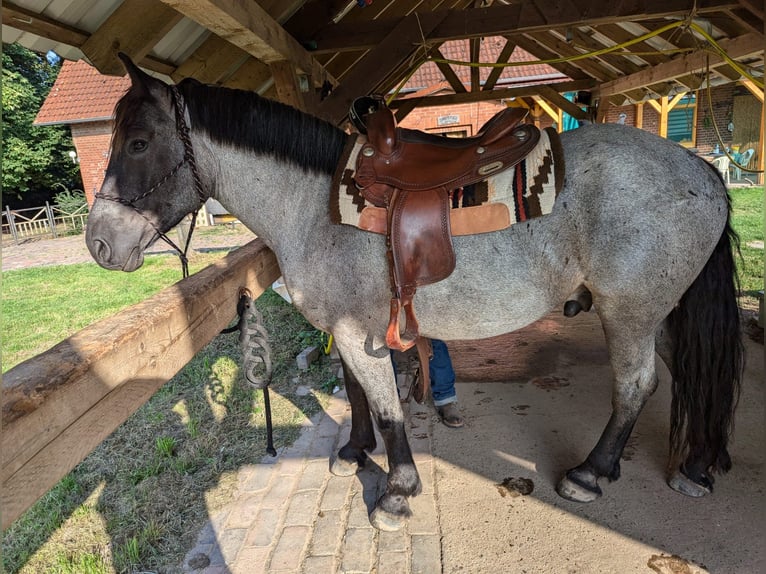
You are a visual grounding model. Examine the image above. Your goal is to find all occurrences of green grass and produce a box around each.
[730,186,764,300]
[2,260,337,573]
[1,253,221,371]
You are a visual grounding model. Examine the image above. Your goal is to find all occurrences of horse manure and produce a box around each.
[530,375,570,391]
[496,476,534,498]
[187,553,211,569]
[647,554,695,574]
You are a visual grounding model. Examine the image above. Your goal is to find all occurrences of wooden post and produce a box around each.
[635,102,644,129]
[46,201,58,239]
[1,240,281,528]
[659,96,669,138]
[5,205,19,245]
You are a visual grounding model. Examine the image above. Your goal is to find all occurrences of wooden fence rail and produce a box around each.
[1,239,280,529]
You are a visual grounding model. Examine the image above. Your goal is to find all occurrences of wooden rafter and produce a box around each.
[599,32,763,97]
[318,11,450,123]
[482,37,516,91]
[433,46,468,93]
[81,0,183,76]
[158,0,336,87]
[470,38,481,92]
[171,34,249,84]
[387,79,596,109]
[310,1,741,53]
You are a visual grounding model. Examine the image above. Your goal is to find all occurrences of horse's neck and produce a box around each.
[211,142,333,255]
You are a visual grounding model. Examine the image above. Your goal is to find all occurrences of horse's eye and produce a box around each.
[129,139,148,154]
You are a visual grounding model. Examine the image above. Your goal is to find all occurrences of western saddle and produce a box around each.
[349,99,541,400]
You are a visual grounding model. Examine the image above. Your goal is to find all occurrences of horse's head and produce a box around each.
[86,54,208,271]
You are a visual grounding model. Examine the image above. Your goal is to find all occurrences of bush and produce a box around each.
[54,187,88,213]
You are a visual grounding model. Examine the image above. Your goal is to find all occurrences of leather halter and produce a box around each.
[95,85,207,277]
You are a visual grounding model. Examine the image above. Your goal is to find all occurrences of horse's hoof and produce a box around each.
[556,475,602,503]
[667,470,711,498]
[330,456,359,477]
[370,507,407,531]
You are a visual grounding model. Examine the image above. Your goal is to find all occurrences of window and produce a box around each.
[667,94,696,145]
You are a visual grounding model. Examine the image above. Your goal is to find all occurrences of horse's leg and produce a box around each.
[330,356,377,476]
[332,336,421,531]
[557,316,659,502]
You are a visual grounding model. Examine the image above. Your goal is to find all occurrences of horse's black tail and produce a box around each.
[668,211,744,476]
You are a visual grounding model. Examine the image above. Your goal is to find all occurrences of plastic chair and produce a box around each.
[711,155,730,184]
[731,148,754,180]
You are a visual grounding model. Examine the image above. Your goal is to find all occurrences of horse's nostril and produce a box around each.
[93,238,111,262]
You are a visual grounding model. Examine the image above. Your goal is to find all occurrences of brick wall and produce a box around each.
[601,85,741,153]
[71,121,113,205]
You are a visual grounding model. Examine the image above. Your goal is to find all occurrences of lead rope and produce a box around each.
[220,289,277,456]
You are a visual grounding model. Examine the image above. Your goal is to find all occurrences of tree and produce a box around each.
[2,43,81,208]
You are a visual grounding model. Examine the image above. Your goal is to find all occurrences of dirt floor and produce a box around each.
[435,311,764,574]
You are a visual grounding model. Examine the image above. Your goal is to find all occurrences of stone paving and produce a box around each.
[181,387,442,574]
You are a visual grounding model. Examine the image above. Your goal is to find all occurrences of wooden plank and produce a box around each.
[172,34,250,84]
[659,95,669,137]
[1,240,280,529]
[599,33,764,97]
[536,84,588,120]
[318,11,450,123]
[311,0,740,53]
[483,37,516,92]
[388,79,596,109]
[635,102,644,129]
[470,37,481,92]
[270,60,308,111]
[433,47,468,94]
[223,58,274,92]
[533,95,559,122]
[81,0,183,76]
[159,0,336,87]
[740,78,765,103]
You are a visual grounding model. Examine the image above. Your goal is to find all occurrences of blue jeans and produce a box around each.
[429,339,457,406]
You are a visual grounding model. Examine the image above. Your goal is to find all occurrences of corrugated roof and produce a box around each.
[34,59,130,126]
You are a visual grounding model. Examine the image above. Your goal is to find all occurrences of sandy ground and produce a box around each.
[436,311,764,574]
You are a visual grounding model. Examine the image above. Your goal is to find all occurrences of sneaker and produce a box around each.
[437,403,464,428]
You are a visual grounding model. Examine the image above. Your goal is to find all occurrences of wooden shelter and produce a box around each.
[2,0,764,529]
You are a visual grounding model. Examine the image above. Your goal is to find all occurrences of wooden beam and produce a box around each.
[311,0,741,53]
[222,58,273,91]
[536,85,588,120]
[318,11,449,123]
[2,1,175,76]
[667,91,689,111]
[483,37,516,91]
[596,98,611,123]
[433,47,468,94]
[646,98,662,113]
[388,79,596,109]
[171,34,250,84]
[270,60,308,111]
[599,33,764,97]
[2,240,280,529]
[159,0,335,87]
[81,0,183,76]
[533,96,559,122]
[659,95,669,137]
[740,79,765,102]
[470,38,481,92]
[635,102,644,129]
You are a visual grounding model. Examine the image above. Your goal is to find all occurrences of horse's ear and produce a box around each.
[117,52,163,96]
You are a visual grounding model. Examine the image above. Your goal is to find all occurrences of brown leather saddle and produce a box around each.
[352,104,541,363]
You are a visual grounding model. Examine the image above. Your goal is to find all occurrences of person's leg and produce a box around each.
[429,339,464,428]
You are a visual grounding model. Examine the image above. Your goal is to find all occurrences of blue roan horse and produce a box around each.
[86,56,743,531]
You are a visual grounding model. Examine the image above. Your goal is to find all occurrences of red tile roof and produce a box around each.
[35,60,129,126]
[403,38,569,92]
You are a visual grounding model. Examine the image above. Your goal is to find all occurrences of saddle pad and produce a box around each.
[329,126,564,234]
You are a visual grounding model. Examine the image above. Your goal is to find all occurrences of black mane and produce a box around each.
[177,79,347,175]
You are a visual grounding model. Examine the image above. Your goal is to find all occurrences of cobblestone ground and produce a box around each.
[181,388,442,574]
